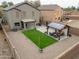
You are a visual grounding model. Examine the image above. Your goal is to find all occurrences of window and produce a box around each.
[14,22,20,26]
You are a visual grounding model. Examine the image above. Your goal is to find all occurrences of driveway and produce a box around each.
[7,30,79,59]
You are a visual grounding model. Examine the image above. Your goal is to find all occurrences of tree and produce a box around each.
[0,7,4,18]
[64,6,76,11]
[1,1,8,8]
[71,6,76,10]
[0,1,14,18]
[33,0,40,7]
[28,0,40,8]
[77,7,79,11]
[1,1,14,8]
[8,2,14,6]
[77,2,79,11]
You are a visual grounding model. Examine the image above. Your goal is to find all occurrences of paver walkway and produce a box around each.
[7,31,79,59]
[0,31,12,59]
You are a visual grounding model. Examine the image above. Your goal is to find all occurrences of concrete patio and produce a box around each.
[7,30,79,59]
[1,21,79,59]
[36,25,68,40]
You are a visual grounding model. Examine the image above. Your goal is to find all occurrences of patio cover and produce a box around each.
[22,19,35,23]
[48,23,65,30]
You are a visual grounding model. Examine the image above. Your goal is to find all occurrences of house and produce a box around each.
[3,1,40,30]
[38,5,63,24]
[63,11,79,20]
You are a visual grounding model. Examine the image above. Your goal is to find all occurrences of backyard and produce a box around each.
[22,29,57,49]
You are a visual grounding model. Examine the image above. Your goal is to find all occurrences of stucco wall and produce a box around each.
[5,4,40,29]
[5,10,18,29]
[40,7,63,24]
[17,4,40,22]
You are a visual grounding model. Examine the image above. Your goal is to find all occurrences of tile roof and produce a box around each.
[38,5,60,11]
[4,1,39,11]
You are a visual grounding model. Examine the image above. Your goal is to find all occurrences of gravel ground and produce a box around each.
[0,31,12,59]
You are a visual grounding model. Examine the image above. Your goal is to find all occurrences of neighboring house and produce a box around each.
[64,11,79,20]
[3,1,40,30]
[38,5,63,24]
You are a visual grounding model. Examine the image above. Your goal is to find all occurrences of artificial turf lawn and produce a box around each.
[22,29,57,49]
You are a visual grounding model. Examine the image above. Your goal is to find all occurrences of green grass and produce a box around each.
[22,29,57,49]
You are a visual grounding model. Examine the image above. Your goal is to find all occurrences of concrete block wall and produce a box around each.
[1,23,20,59]
[70,27,79,36]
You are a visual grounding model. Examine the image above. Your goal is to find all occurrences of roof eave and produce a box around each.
[4,2,40,12]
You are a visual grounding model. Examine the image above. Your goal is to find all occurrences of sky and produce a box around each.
[0,0,79,8]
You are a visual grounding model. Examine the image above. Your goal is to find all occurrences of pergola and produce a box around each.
[47,22,70,40]
[21,19,36,30]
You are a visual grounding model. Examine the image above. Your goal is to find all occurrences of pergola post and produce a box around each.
[47,26,49,34]
[56,29,61,40]
[34,21,36,29]
[67,25,71,37]
[58,30,61,40]
[23,22,26,30]
[58,31,61,40]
